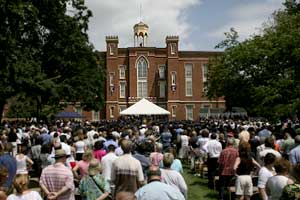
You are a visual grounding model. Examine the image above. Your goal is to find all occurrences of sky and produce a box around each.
[84,0,284,51]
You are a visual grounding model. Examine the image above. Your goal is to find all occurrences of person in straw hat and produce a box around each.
[40,149,75,200]
[79,159,110,200]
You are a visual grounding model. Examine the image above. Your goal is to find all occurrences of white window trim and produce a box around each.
[171,71,177,86]
[171,105,177,117]
[119,81,126,98]
[185,64,193,96]
[109,106,115,118]
[92,111,100,121]
[159,81,166,98]
[119,65,126,79]
[109,44,114,55]
[109,72,115,87]
[158,65,166,79]
[202,64,208,82]
[185,104,194,120]
[137,56,148,98]
[170,43,176,55]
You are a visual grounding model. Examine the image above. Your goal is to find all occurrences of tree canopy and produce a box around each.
[207,0,300,120]
[0,0,105,121]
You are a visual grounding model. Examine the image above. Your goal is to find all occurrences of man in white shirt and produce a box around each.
[204,133,222,188]
[101,144,118,181]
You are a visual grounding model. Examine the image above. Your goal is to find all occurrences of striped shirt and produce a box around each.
[111,154,144,194]
[40,162,75,200]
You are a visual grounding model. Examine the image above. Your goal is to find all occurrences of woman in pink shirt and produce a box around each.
[150,143,164,167]
[73,150,93,180]
[93,140,106,161]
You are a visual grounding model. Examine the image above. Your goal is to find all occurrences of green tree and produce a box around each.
[207,0,300,120]
[0,0,105,121]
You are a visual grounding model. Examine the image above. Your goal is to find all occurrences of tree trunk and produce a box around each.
[0,100,6,123]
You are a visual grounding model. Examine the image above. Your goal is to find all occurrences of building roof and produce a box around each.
[133,21,149,28]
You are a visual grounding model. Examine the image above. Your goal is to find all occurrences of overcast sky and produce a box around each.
[85,0,284,51]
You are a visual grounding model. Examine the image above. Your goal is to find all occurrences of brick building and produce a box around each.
[101,21,225,121]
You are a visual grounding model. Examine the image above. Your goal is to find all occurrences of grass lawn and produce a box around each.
[182,167,219,200]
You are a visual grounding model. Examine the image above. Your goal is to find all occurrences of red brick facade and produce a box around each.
[103,32,225,121]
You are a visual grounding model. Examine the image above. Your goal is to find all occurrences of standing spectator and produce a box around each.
[289,135,300,166]
[30,137,42,172]
[249,128,260,158]
[15,145,33,174]
[79,159,110,200]
[135,166,185,200]
[0,143,17,193]
[133,142,150,179]
[39,127,52,145]
[160,153,187,198]
[234,142,261,200]
[189,130,199,170]
[197,129,209,164]
[93,141,106,162]
[218,138,239,200]
[204,133,222,188]
[161,127,172,151]
[74,130,86,161]
[266,158,293,200]
[258,125,272,143]
[40,149,75,200]
[73,150,94,180]
[178,131,190,163]
[259,136,281,165]
[281,131,295,158]
[101,144,118,181]
[239,130,250,143]
[149,143,163,167]
[258,153,276,200]
[7,174,42,200]
[111,140,144,196]
[0,166,8,199]
[280,163,300,200]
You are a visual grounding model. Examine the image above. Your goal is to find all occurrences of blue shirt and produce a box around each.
[40,133,52,145]
[135,181,185,200]
[289,145,300,165]
[0,153,17,188]
[171,159,183,174]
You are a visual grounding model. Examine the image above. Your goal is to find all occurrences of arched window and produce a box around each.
[137,57,148,97]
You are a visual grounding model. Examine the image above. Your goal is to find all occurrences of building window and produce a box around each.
[119,105,126,113]
[159,65,165,79]
[171,72,176,86]
[202,64,208,92]
[109,43,116,55]
[186,105,194,120]
[119,82,126,98]
[92,111,100,121]
[109,73,114,86]
[185,64,193,96]
[171,105,176,117]
[109,106,114,118]
[119,65,126,79]
[170,43,176,55]
[159,81,166,98]
[137,57,148,97]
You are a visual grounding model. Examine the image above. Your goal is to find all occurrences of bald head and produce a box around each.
[147,166,161,182]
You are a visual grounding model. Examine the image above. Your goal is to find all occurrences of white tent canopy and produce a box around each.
[120,98,170,115]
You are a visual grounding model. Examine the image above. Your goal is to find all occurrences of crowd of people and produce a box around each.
[0,117,300,200]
